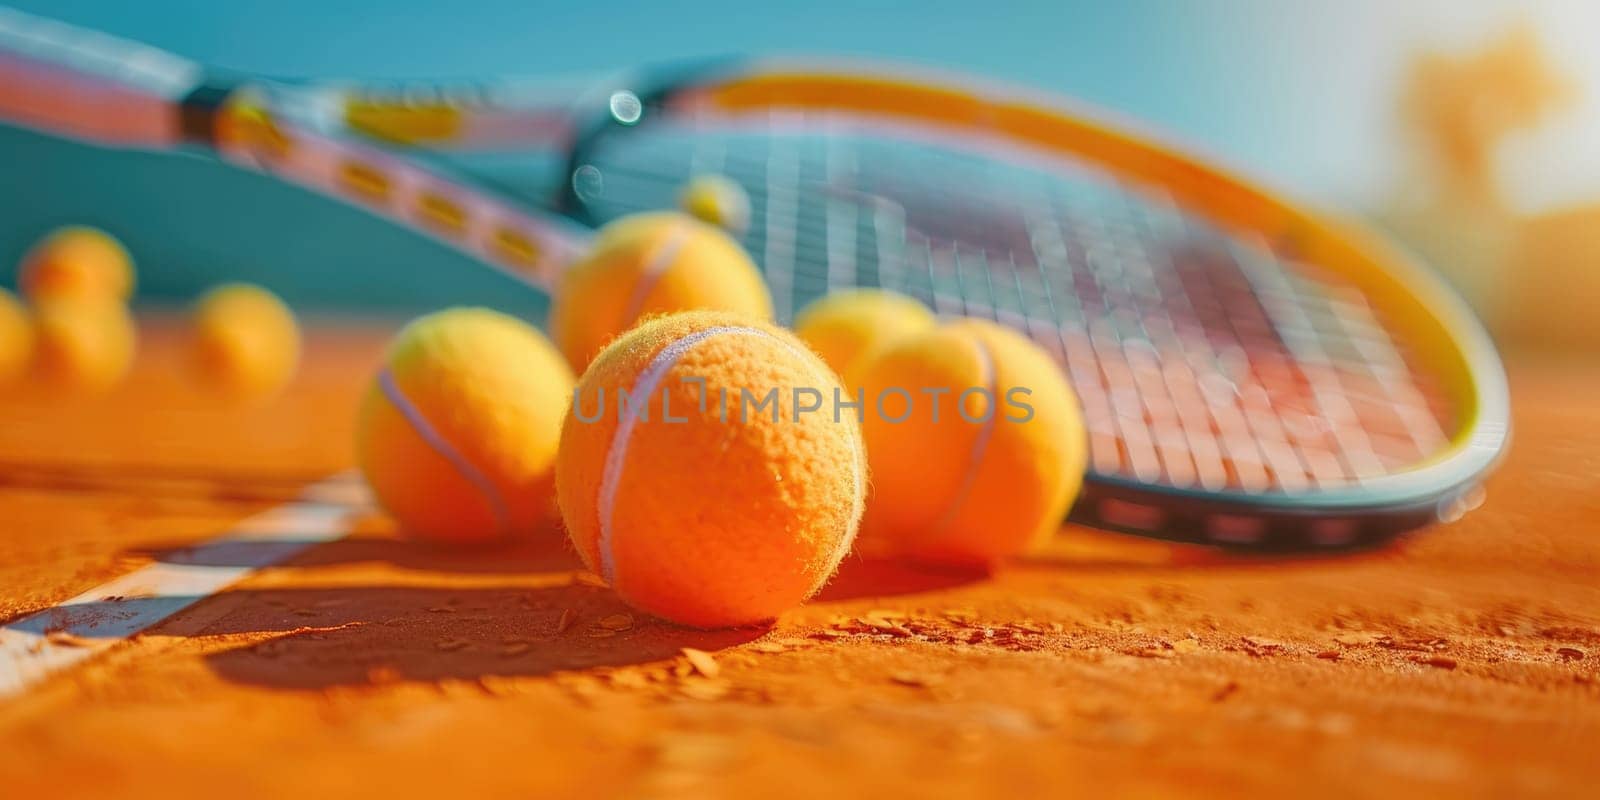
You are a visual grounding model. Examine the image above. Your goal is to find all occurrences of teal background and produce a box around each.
[0,0,1533,315]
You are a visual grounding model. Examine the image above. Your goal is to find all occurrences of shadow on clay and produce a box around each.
[1019,524,1408,573]
[65,510,1409,692]
[129,512,584,575]
[7,584,767,690]
[814,554,987,602]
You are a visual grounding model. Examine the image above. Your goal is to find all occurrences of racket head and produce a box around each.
[554,58,1510,551]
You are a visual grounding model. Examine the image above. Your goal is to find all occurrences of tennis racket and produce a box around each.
[0,7,1510,552]
[0,6,595,283]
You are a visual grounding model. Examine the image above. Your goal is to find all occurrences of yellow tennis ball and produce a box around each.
[356,308,574,544]
[853,318,1086,566]
[679,174,751,233]
[30,297,138,392]
[0,288,33,384]
[188,283,301,400]
[548,211,773,373]
[19,226,135,303]
[556,310,866,628]
[794,288,937,382]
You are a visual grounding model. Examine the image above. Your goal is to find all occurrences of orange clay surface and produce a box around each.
[0,317,1596,799]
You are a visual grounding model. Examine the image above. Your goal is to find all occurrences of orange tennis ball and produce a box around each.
[548,211,773,373]
[853,318,1086,566]
[556,310,866,628]
[30,297,137,393]
[679,174,751,233]
[188,283,301,400]
[793,288,937,382]
[0,288,33,385]
[356,308,574,544]
[19,226,135,303]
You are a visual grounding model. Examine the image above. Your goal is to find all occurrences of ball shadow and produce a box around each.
[130,512,585,575]
[814,554,986,602]
[8,584,766,690]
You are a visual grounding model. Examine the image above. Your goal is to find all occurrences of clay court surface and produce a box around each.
[0,318,1594,798]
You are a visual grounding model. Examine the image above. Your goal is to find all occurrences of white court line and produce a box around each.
[0,476,358,698]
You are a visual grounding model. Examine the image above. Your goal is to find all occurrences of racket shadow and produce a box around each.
[1023,525,1408,573]
[813,526,1403,604]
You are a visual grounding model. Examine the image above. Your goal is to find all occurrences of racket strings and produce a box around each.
[572,123,1452,495]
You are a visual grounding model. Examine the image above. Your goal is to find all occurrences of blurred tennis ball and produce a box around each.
[679,174,751,233]
[188,283,301,400]
[0,288,33,384]
[30,297,137,393]
[548,211,773,372]
[794,288,937,382]
[19,226,135,303]
[853,318,1086,566]
[356,308,574,544]
[556,310,865,628]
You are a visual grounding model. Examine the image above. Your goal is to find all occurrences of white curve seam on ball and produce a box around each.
[619,223,690,325]
[596,326,865,591]
[928,337,998,540]
[379,367,509,534]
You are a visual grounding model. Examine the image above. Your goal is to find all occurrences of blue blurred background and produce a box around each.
[3,0,1598,321]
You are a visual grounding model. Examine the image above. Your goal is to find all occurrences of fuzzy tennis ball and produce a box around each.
[30,297,137,392]
[188,283,302,400]
[679,174,751,233]
[556,310,866,628]
[18,226,135,303]
[356,308,574,544]
[0,288,32,385]
[548,211,773,372]
[853,318,1085,566]
[793,288,937,382]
